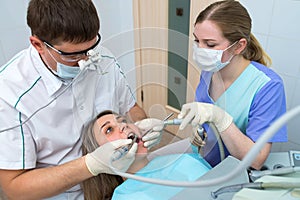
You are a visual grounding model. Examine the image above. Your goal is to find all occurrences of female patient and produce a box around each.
[81,110,211,200]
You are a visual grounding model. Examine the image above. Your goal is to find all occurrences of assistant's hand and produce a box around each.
[135,118,164,149]
[85,139,137,176]
[178,102,233,133]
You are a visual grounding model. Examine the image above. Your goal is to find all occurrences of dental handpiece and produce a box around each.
[111,145,129,161]
[141,113,175,137]
[111,135,138,161]
[164,118,183,125]
[164,118,205,138]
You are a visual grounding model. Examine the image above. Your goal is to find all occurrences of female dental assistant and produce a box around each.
[179,0,287,170]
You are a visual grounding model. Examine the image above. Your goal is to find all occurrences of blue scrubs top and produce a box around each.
[195,61,288,167]
[112,153,211,200]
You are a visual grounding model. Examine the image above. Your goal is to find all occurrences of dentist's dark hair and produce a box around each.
[195,0,272,66]
[27,0,100,45]
[81,110,123,200]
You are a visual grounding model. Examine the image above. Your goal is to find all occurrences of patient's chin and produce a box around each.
[136,142,148,156]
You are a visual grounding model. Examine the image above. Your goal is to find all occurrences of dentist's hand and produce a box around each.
[85,139,137,176]
[135,118,164,149]
[178,102,233,133]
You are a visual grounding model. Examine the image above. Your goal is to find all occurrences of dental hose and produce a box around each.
[207,122,225,161]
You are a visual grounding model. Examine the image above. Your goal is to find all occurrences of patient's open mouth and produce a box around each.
[127,133,140,143]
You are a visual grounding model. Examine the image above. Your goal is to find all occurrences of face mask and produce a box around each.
[193,41,237,72]
[46,48,81,79]
[56,63,80,79]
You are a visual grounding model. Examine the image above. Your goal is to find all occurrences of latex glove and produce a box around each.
[135,118,164,149]
[85,139,137,176]
[178,102,233,133]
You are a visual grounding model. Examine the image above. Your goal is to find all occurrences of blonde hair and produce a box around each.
[195,0,272,66]
[81,111,124,200]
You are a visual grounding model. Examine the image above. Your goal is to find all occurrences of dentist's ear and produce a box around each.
[30,36,45,54]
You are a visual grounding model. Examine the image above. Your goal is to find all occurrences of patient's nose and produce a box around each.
[119,122,128,133]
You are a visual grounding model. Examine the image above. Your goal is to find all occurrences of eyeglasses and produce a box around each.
[43,33,101,62]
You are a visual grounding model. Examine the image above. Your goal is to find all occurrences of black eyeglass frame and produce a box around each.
[43,33,101,56]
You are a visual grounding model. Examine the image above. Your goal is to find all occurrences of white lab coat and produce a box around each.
[0,44,136,199]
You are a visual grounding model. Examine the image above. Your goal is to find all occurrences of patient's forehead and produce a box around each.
[96,113,125,123]
[94,113,141,134]
[97,114,116,124]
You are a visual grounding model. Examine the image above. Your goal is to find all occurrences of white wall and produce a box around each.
[240,0,300,151]
[0,0,31,65]
[93,0,136,92]
[0,0,136,93]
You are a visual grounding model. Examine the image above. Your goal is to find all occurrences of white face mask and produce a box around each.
[193,41,237,72]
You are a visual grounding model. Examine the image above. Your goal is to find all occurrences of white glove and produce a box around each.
[135,118,164,149]
[178,102,233,133]
[85,139,137,176]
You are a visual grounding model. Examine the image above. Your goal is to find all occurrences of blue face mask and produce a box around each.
[56,62,80,79]
[46,47,81,79]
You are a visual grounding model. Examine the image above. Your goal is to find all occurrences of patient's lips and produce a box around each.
[127,132,147,155]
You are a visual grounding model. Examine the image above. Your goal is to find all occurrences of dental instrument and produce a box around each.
[141,112,174,138]
[111,134,138,161]
[249,166,300,182]
[164,118,183,125]
[164,118,205,140]
[163,112,175,122]
[211,181,300,199]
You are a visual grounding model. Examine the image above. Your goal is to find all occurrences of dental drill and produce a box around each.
[164,118,205,141]
[111,134,138,161]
